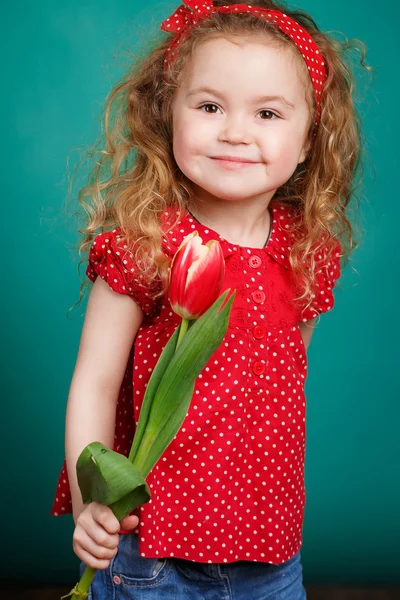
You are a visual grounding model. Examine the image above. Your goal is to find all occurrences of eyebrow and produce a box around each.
[187,87,296,109]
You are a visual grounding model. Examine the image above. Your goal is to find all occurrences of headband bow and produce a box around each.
[162,0,213,31]
[161,1,327,129]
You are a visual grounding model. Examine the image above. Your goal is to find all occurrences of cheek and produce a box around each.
[173,120,198,178]
[278,143,299,163]
[263,130,304,167]
[173,116,205,163]
[172,120,188,167]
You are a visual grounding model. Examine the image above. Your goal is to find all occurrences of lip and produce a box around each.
[211,155,258,163]
[210,156,260,171]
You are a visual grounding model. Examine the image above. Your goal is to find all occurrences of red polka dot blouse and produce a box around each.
[51,202,341,565]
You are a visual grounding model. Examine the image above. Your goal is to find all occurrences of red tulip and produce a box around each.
[169,232,225,320]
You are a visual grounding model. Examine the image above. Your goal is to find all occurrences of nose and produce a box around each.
[218,113,253,145]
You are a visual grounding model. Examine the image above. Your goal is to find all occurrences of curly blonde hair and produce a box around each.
[70,0,371,307]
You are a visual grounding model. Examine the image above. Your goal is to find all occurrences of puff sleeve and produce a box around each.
[300,241,341,321]
[86,228,159,316]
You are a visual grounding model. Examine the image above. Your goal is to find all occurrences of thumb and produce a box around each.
[119,514,139,531]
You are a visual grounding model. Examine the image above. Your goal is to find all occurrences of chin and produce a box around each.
[202,190,247,201]
[205,186,268,201]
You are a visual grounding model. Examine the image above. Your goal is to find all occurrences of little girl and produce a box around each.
[52,0,367,598]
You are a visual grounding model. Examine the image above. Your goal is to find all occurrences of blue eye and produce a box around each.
[199,103,221,114]
[258,110,278,120]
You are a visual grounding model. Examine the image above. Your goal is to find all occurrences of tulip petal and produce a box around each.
[183,241,225,318]
[177,240,208,311]
[170,233,204,314]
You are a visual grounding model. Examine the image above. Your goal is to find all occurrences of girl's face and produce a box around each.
[172,37,312,205]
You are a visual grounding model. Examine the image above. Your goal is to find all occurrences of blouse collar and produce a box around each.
[161,202,297,270]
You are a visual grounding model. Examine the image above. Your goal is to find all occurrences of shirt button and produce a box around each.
[113,575,122,585]
[248,255,262,269]
[252,290,266,304]
[252,361,265,375]
[253,325,266,339]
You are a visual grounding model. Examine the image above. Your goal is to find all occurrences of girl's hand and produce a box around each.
[72,502,139,569]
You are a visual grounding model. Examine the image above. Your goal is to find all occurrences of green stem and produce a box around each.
[131,431,156,478]
[61,565,96,599]
[73,567,95,599]
[176,318,189,350]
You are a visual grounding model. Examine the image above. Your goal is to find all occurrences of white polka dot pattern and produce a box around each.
[161,1,327,127]
[50,203,341,565]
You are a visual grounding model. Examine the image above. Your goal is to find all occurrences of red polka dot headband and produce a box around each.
[161,1,327,128]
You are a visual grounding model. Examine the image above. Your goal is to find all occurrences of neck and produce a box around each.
[188,185,274,248]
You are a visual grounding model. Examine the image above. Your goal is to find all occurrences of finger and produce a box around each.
[120,515,139,530]
[85,519,120,549]
[77,532,118,561]
[74,543,116,571]
[91,502,120,535]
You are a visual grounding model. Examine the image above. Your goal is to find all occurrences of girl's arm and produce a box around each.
[65,276,145,524]
[298,318,316,350]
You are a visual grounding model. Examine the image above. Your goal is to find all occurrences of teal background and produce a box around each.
[4,0,399,587]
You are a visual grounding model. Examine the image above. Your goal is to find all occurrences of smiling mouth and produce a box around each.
[211,155,258,163]
[210,156,259,170]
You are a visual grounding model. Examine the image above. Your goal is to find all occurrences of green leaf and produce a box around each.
[76,442,150,519]
[108,487,150,522]
[132,383,195,477]
[129,325,180,463]
[133,290,235,476]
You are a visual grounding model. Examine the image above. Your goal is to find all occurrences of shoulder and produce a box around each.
[87,227,139,284]
[86,227,161,315]
[88,226,135,260]
[268,201,341,268]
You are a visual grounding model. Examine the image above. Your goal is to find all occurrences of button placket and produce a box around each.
[252,324,266,375]
[247,252,266,378]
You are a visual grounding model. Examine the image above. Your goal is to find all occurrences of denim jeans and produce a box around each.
[79,533,307,599]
